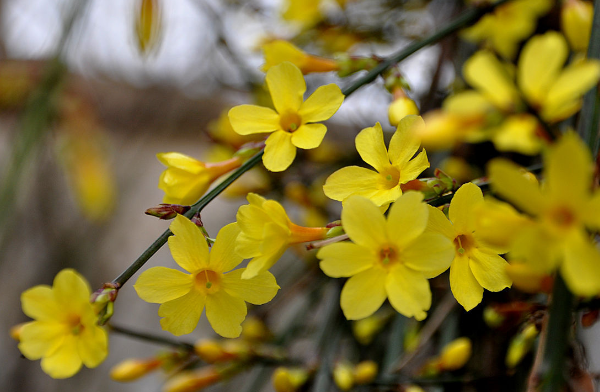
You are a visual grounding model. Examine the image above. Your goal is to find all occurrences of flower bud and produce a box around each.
[561,0,593,52]
[336,54,381,77]
[438,337,472,371]
[135,0,162,54]
[241,317,272,342]
[262,40,338,74]
[582,309,600,328]
[145,204,191,220]
[506,324,539,368]
[389,96,420,126]
[110,358,161,382]
[163,367,221,392]
[353,360,378,385]
[272,367,309,392]
[333,362,354,391]
[194,339,250,363]
[352,311,391,345]
[483,306,505,328]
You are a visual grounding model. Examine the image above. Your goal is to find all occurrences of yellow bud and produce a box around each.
[135,0,162,55]
[561,0,593,52]
[438,337,472,371]
[110,358,161,382]
[352,314,388,345]
[194,339,243,363]
[333,362,354,391]
[272,367,309,392]
[388,96,420,126]
[405,386,426,392]
[506,324,539,368]
[353,360,378,385]
[242,317,272,342]
[483,306,505,328]
[163,367,221,392]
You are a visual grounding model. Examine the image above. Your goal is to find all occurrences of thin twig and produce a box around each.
[306,234,349,250]
[108,323,195,351]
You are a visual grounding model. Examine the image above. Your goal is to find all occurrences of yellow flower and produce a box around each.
[228,62,344,172]
[437,337,472,371]
[262,40,338,74]
[462,0,553,59]
[323,117,429,206]
[18,269,108,379]
[426,183,512,311]
[388,96,419,126]
[207,110,264,150]
[488,132,600,296]
[317,193,455,320]
[418,32,600,154]
[561,0,593,52]
[134,215,280,337]
[157,152,242,205]
[282,0,322,28]
[236,193,329,279]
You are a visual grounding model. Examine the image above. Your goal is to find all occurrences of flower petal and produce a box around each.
[209,223,243,273]
[266,62,306,114]
[291,123,327,149]
[426,205,456,240]
[402,233,455,278]
[340,267,387,320]
[463,50,520,111]
[355,123,390,172]
[21,286,59,321]
[242,222,289,279]
[318,242,376,277]
[168,215,210,272]
[53,269,91,311]
[469,250,512,292]
[386,191,428,248]
[449,256,483,311]
[158,290,206,336]
[205,291,247,338]
[398,149,429,184]
[40,335,82,379]
[342,196,387,250]
[388,115,423,165]
[518,32,568,106]
[561,231,600,296]
[134,267,193,303]
[156,152,204,173]
[222,269,279,305]
[264,131,296,172]
[323,166,380,202]
[298,83,344,123]
[77,326,108,368]
[228,105,280,135]
[386,265,431,321]
[449,183,483,234]
[19,321,66,360]
[487,159,545,216]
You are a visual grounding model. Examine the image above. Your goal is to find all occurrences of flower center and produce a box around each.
[378,245,399,269]
[454,234,474,256]
[280,111,302,133]
[67,314,84,336]
[548,206,576,229]
[194,269,221,293]
[378,167,401,190]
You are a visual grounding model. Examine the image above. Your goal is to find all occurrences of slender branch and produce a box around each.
[108,323,195,351]
[306,234,349,250]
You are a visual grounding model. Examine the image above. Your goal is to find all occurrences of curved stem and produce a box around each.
[108,323,195,351]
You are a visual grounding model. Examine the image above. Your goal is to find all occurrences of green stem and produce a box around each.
[108,323,195,351]
[341,0,510,97]
[578,0,600,156]
[110,0,510,288]
[540,275,573,392]
[111,151,263,287]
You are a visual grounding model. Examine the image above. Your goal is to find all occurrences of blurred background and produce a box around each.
[2,0,599,391]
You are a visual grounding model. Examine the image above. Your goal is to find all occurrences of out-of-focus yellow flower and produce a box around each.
[282,0,322,28]
[262,40,338,74]
[437,337,472,371]
[318,193,454,320]
[388,96,419,127]
[333,362,354,391]
[426,183,512,311]
[134,216,279,337]
[505,263,553,293]
[489,132,600,296]
[272,367,310,392]
[506,324,539,368]
[135,0,162,54]
[418,32,600,154]
[236,193,329,279]
[207,110,264,150]
[353,360,378,384]
[229,62,344,172]
[241,316,272,342]
[324,117,429,206]
[462,0,553,59]
[110,358,162,382]
[352,310,392,345]
[18,269,108,378]
[163,366,221,392]
[561,0,594,52]
[194,339,250,363]
[157,152,242,205]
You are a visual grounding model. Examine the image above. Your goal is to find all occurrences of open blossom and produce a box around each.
[158,152,242,205]
[488,132,600,296]
[18,269,108,378]
[229,62,344,172]
[318,193,454,320]
[236,193,329,279]
[323,116,429,206]
[426,183,512,311]
[134,215,279,337]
